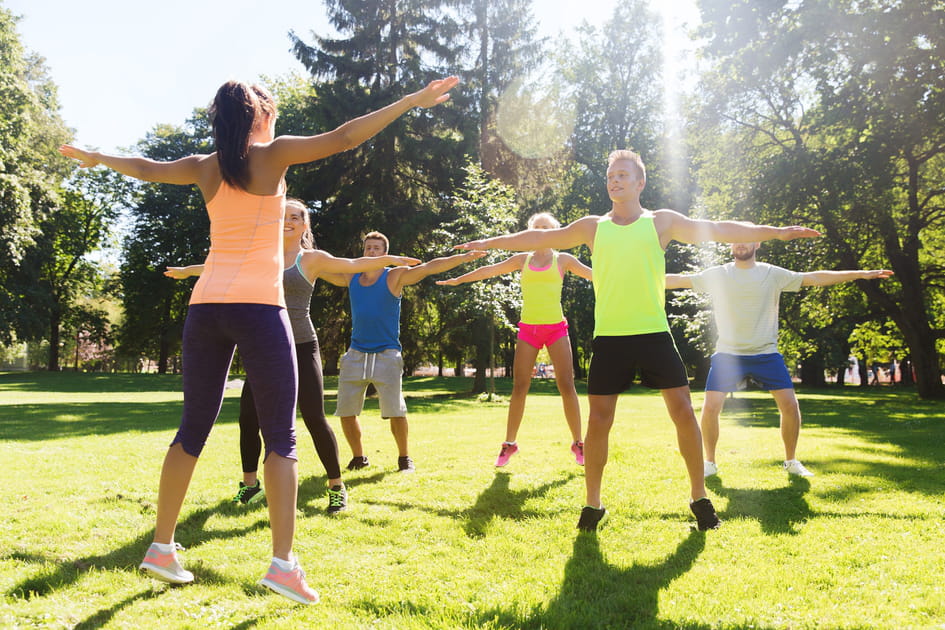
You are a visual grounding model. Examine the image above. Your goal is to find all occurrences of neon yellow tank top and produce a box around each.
[519,252,565,325]
[591,213,668,336]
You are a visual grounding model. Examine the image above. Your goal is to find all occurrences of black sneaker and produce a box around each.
[690,497,721,530]
[326,484,347,515]
[346,456,369,471]
[397,455,415,472]
[577,506,608,532]
[232,480,264,505]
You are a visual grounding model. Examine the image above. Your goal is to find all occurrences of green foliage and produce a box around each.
[695,0,945,398]
[118,118,213,373]
[0,7,73,341]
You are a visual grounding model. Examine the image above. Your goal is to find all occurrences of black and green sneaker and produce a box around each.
[232,480,264,505]
[327,484,348,515]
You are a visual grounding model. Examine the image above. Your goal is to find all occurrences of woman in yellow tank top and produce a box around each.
[60,75,457,604]
[437,212,592,468]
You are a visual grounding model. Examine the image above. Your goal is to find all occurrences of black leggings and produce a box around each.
[239,338,342,479]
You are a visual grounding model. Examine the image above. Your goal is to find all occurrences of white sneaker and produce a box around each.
[703,461,718,477]
[783,459,814,477]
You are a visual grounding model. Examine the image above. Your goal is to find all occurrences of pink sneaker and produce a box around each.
[260,558,320,605]
[139,542,194,584]
[495,442,519,467]
[571,441,585,466]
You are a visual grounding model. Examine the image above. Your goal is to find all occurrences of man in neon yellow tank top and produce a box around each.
[456,149,820,532]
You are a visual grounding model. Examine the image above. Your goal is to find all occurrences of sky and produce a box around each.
[4,0,699,155]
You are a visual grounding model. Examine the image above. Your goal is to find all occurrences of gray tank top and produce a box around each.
[284,252,317,344]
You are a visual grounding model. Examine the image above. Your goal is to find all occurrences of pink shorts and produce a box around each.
[517,320,569,349]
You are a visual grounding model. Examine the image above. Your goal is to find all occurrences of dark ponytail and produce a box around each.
[209,81,276,190]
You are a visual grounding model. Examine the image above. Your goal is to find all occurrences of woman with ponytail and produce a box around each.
[60,75,458,604]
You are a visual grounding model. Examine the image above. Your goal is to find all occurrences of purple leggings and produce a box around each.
[174,303,298,461]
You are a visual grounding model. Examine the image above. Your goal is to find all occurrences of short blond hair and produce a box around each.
[362,231,389,253]
[527,212,560,229]
[607,149,646,181]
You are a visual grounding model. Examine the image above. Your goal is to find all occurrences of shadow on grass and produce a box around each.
[6,497,268,601]
[0,371,184,393]
[714,388,944,498]
[0,399,240,441]
[706,475,811,535]
[357,470,577,538]
[296,469,389,518]
[474,530,747,630]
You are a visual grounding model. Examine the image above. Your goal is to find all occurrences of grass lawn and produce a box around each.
[1,371,943,629]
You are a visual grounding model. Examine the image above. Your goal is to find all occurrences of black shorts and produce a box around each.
[587,332,690,395]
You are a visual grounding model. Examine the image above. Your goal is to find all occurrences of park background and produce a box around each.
[2,1,945,628]
[1,0,943,400]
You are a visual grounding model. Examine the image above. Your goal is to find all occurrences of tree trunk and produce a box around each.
[799,354,826,387]
[47,308,61,372]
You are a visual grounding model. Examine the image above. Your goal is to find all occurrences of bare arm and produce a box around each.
[164,264,204,279]
[665,273,694,290]
[301,250,420,282]
[267,77,458,167]
[435,254,526,286]
[455,216,598,252]
[657,210,820,248]
[800,269,893,287]
[392,250,487,292]
[560,253,592,282]
[59,146,208,185]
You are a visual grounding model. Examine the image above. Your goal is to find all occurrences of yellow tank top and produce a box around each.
[190,181,286,307]
[519,252,565,325]
[591,213,668,336]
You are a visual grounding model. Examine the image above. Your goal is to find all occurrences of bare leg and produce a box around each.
[153,443,198,545]
[389,416,408,457]
[771,388,802,461]
[340,415,364,457]
[584,394,618,507]
[547,336,582,443]
[661,386,707,501]
[700,390,727,464]
[263,452,298,561]
[505,339,540,442]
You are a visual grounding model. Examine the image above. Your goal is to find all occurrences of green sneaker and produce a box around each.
[233,480,264,505]
[326,484,347,515]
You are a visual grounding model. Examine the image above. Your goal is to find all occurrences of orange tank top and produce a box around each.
[190,181,286,307]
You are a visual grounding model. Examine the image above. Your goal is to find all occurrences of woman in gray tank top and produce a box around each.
[166,199,418,513]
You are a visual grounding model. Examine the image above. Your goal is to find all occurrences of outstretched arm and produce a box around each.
[268,77,459,167]
[392,250,487,292]
[560,253,592,282]
[801,269,893,287]
[59,146,207,185]
[455,215,598,252]
[435,254,526,286]
[302,250,420,282]
[658,210,820,247]
[665,273,694,290]
[164,264,204,279]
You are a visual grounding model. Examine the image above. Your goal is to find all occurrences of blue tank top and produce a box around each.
[349,268,402,353]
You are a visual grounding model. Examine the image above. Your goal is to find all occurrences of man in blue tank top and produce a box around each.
[322,232,484,472]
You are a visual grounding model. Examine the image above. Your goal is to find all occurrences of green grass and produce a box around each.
[1,371,943,629]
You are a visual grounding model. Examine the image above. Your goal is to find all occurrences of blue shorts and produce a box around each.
[705,352,794,392]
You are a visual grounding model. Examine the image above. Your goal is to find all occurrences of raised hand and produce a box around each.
[863,269,894,280]
[413,77,460,108]
[58,145,99,168]
[454,240,490,251]
[164,267,193,279]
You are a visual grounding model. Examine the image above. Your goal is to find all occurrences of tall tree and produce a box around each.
[118,118,213,373]
[0,7,72,341]
[695,0,945,399]
[10,170,126,370]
